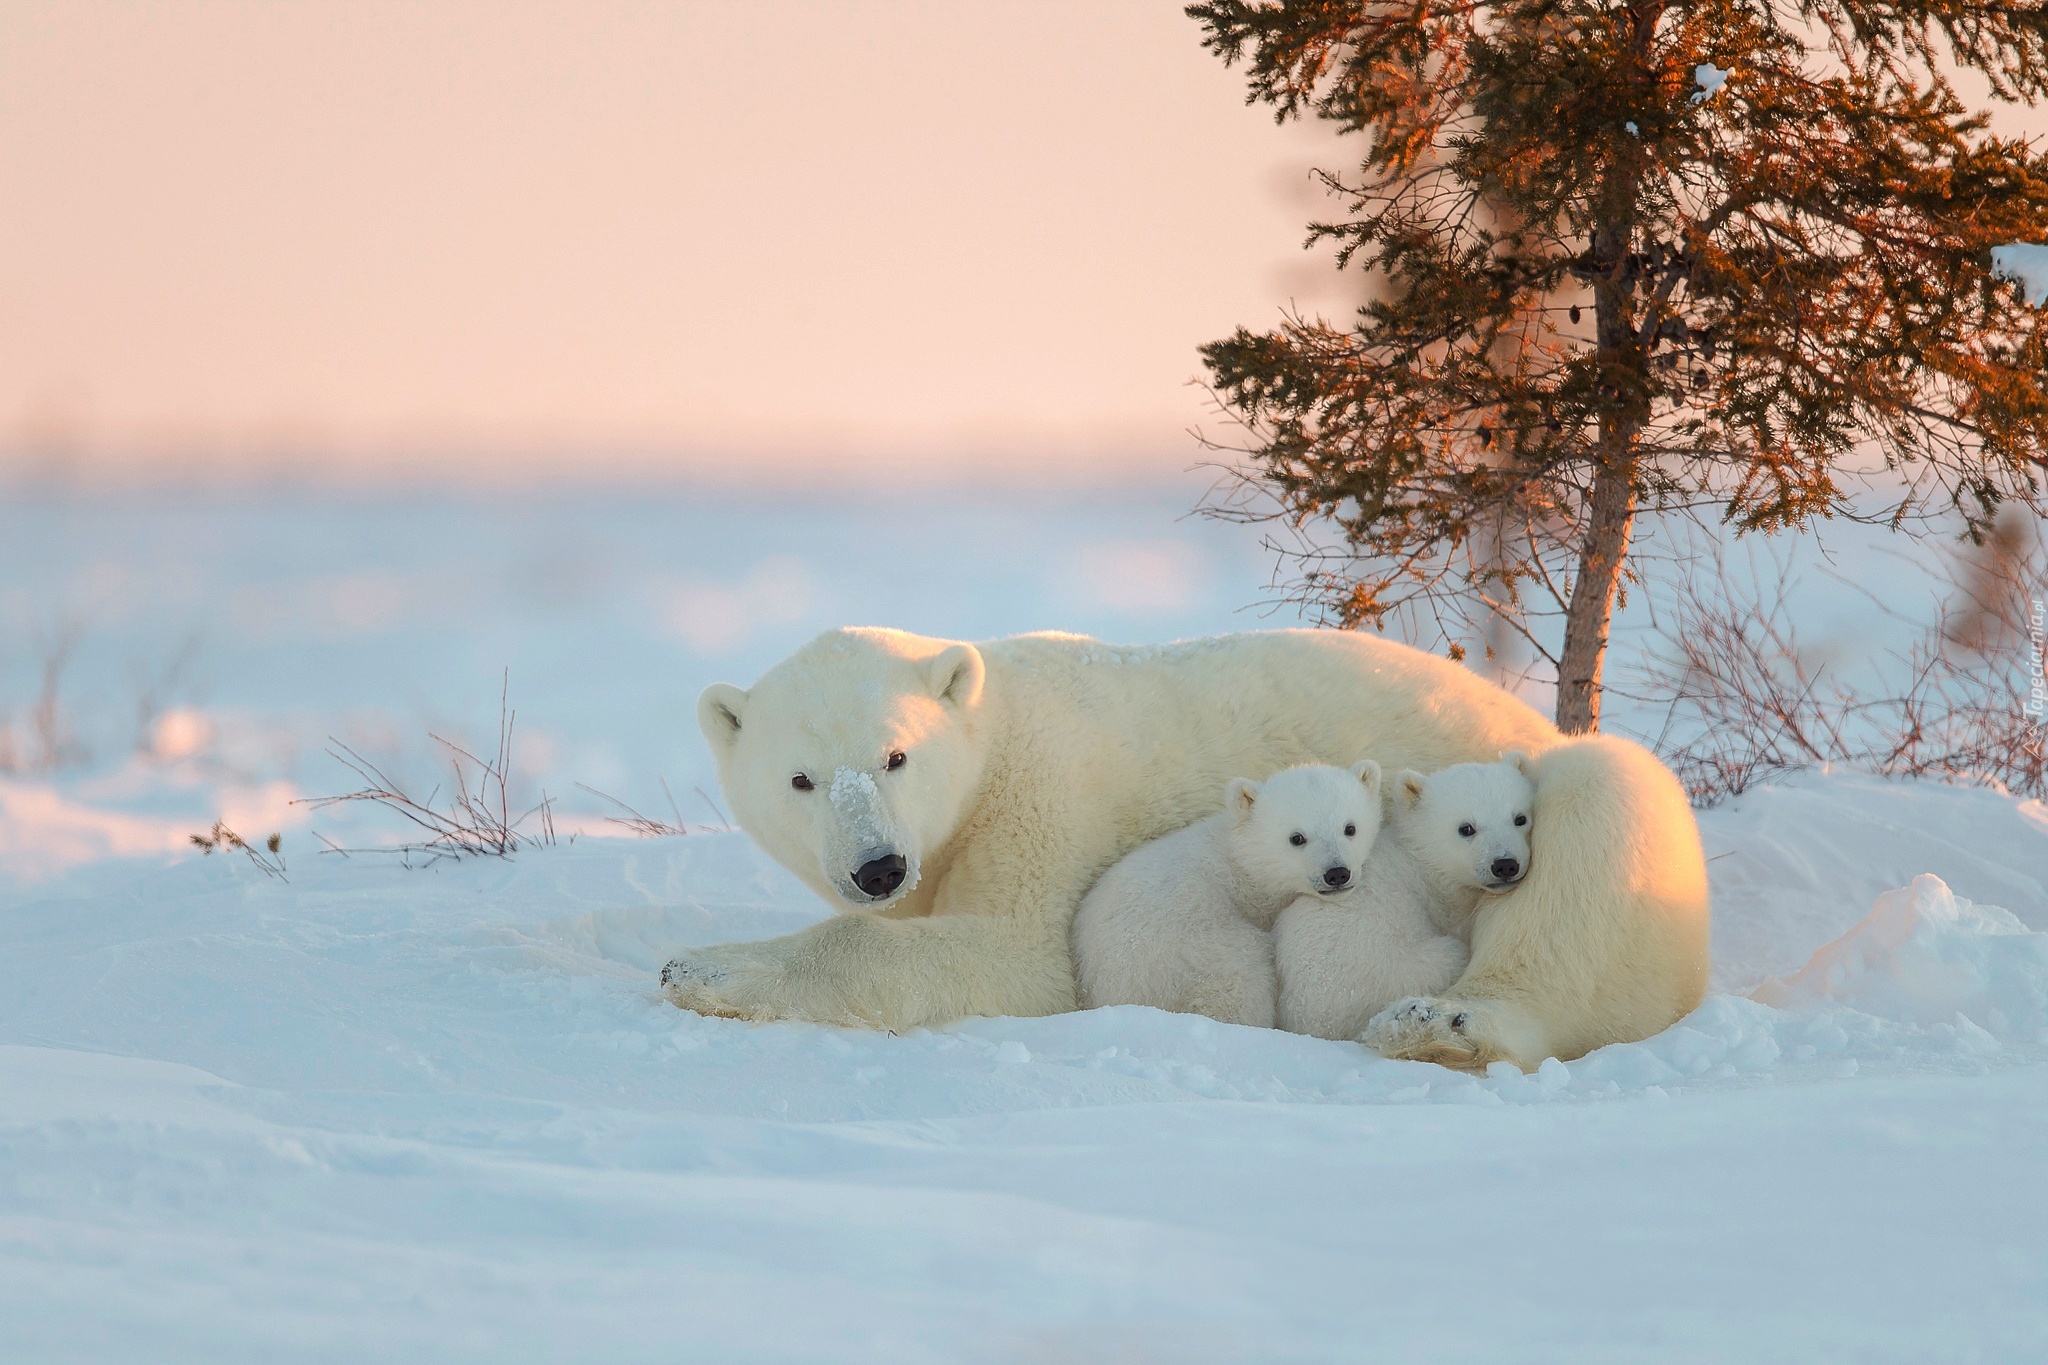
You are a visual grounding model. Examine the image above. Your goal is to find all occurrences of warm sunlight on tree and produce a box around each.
[1191,0,2048,732]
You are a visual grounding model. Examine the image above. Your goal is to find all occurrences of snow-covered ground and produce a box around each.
[3,488,2046,1361]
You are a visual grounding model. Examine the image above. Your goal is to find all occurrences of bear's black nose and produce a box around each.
[1322,866,1350,888]
[853,853,908,898]
[1491,856,1521,882]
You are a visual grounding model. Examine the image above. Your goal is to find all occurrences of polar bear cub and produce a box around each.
[1274,756,1534,1041]
[1071,761,1383,1029]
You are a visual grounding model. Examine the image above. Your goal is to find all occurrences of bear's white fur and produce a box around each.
[664,628,1710,1070]
[1358,733,1711,1067]
[1274,757,1534,1041]
[1070,761,1383,1028]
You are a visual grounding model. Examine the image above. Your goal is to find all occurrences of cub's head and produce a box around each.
[1223,761,1382,897]
[1394,754,1536,893]
[697,628,988,909]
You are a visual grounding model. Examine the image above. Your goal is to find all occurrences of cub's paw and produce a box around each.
[1360,996,1488,1071]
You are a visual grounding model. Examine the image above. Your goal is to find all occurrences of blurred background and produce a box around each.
[0,0,1366,869]
[0,1,2035,874]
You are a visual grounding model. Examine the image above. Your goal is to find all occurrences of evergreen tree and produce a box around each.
[1190,0,2048,732]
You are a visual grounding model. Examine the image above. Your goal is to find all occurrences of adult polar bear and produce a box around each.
[663,626,1709,1070]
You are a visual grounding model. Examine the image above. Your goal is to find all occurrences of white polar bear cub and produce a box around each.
[1275,756,1535,1041]
[1071,761,1383,1029]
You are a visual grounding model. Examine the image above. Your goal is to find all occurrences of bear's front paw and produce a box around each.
[659,947,760,1020]
[1361,996,1487,1071]
[659,955,730,989]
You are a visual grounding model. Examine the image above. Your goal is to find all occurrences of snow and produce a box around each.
[3,784,2046,1360]
[828,765,879,810]
[1993,243,2048,305]
[4,489,2047,1358]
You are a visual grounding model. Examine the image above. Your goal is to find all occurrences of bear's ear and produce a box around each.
[1225,777,1259,820]
[926,643,985,711]
[1503,749,1535,780]
[697,683,749,750]
[1396,770,1427,810]
[1349,758,1382,793]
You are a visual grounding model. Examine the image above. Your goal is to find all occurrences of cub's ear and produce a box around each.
[1396,769,1428,810]
[1225,777,1259,819]
[697,683,749,750]
[1349,758,1382,793]
[1503,749,1535,780]
[927,643,985,710]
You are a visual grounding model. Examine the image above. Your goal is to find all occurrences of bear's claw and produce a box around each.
[659,955,729,989]
[1361,996,1492,1071]
[660,952,759,1020]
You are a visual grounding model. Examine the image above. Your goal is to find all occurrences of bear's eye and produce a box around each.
[886,750,907,771]
[1457,823,1476,838]
[791,774,815,792]
[1343,823,1356,837]
[1288,833,1307,847]
[1514,813,1528,827]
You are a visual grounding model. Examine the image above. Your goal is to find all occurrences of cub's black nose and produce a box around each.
[1322,866,1350,888]
[1491,856,1521,882]
[853,853,908,898]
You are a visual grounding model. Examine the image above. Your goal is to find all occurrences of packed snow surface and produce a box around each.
[3,768,2046,1362]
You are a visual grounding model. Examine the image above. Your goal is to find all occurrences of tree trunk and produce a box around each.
[1556,457,1636,733]
[1560,208,1643,736]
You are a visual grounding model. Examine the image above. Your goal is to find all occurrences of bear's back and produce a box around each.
[975,631,1539,870]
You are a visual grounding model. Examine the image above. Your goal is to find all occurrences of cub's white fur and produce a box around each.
[665,627,1709,1071]
[1274,757,1534,1041]
[1071,762,1382,1027]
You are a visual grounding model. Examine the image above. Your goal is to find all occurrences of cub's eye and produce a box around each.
[1457,823,1477,838]
[886,750,907,771]
[791,774,815,792]
[1343,823,1357,837]
[1513,814,1528,827]
[1288,833,1307,847]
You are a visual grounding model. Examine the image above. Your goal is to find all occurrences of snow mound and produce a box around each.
[1753,873,2048,1040]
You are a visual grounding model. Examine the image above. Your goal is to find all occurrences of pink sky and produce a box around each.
[4,3,2038,488]
[0,0,1352,486]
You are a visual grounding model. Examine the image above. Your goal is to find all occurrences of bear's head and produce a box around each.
[1223,761,1382,898]
[698,628,987,909]
[1393,753,1536,893]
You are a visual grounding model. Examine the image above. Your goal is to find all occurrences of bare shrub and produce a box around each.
[301,673,557,865]
[1634,521,2047,805]
[0,626,87,774]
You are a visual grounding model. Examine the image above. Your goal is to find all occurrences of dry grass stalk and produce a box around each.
[190,820,288,881]
[575,779,695,837]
